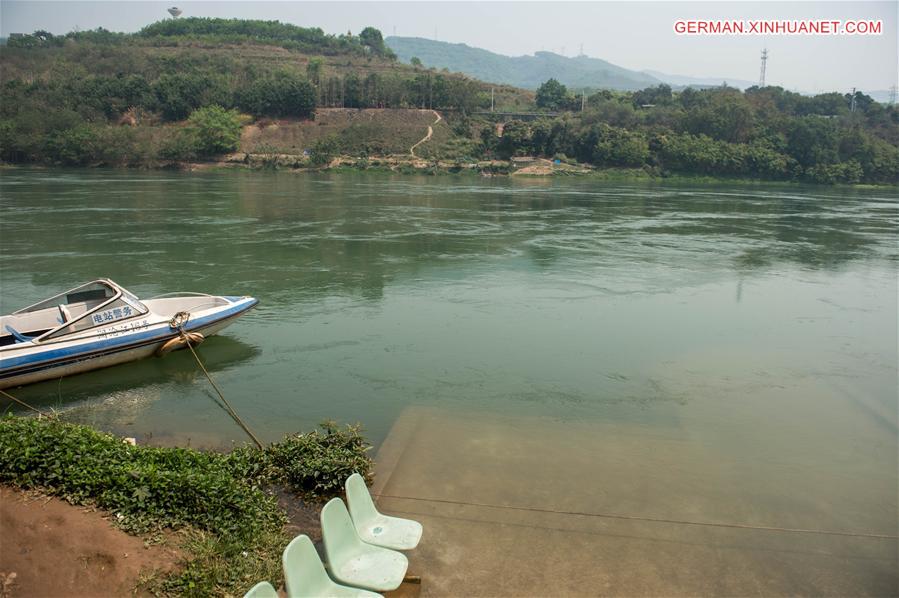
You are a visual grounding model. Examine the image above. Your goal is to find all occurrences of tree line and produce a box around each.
[491,80,898,184]
[6,18,395,58]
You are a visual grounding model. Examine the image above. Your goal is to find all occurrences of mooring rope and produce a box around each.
[171,313,264,449]
[0,388,50,417]
[373,493,898,540]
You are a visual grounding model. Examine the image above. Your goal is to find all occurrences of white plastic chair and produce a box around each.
[283,534,382,598]
[243,581,278,598]
[320,498,408,592]
[345,473,422,551]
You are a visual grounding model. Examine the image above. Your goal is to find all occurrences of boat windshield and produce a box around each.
[15,281,118,314]
[12,280,150,341]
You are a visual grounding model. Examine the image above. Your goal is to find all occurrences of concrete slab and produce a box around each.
[372,407,897,597]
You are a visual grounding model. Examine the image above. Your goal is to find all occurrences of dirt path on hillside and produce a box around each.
[410,110,442,157]
[0,486,181,597]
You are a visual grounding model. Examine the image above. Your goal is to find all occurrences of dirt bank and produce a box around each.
[0,486,181,598]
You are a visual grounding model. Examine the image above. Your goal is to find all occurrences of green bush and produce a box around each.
[187,105,242,156]
[0,415,283,537]
[309,134,339,166]
[158,128,200,161]
[267,421,373,497]
[43,125,100,165]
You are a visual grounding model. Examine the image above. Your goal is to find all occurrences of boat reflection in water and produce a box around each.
[3,335,261,443]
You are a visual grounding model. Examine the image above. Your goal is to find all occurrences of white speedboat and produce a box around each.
[0,279,258,389]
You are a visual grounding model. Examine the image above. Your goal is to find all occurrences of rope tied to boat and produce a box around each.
[156,313,204,356]
[169,311,264,450]
[0,388,51,417]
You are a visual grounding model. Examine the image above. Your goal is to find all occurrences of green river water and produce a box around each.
[1,170,897,574]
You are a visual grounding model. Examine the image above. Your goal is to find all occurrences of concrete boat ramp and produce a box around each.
[374,407,897,597]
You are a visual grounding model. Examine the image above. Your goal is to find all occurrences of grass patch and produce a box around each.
[0,414,373,596]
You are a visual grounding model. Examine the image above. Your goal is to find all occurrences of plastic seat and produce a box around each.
[321,498,408,592]
[243,581,278,598]
[345,473,422,551]
[283,534,381,598]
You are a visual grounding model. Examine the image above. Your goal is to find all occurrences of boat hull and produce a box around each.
[0,299,256,389]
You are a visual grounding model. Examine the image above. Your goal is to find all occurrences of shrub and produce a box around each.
[0,415,283,537]
[266,421,373,497]
[43,125,100,165]
[187,105,242,156]
[158,128,200,161]
[309,134,339,166]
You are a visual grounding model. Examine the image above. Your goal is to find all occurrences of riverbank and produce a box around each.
[6,160,895,189]
[0,415,373,597]
[0,486,182,597]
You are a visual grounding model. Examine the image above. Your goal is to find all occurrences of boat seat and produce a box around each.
[58,304,72,324]
[5,325,36,343]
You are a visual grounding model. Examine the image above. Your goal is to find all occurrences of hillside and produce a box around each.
[386,36,661,90]
[0,19,895,185]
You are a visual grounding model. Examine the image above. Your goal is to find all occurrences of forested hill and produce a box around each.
[386,36,660,90]
[1,19,896,185]
[0,19,523,166]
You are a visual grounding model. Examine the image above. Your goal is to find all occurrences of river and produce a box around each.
[1,170,897,573]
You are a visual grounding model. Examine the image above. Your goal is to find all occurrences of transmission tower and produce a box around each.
[758,48,768,87]
[850,87,857,112]
[889,85,898,105]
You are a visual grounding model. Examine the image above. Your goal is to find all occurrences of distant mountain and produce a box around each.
[642,70,757,91]
[386,36,661,91]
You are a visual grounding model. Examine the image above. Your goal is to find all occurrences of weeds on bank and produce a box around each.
[0,415,373,596]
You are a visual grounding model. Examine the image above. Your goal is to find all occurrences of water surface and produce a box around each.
[1,171,896,556]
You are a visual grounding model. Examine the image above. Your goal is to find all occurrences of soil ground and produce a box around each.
[1,485,420,598]
[0,486,181,598]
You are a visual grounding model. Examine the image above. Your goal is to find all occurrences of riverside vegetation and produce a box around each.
[1,18,896,184]
[0,414,373,596]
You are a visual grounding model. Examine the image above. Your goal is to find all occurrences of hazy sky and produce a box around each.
[1,1,896,92]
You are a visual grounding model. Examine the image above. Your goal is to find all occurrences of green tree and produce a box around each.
[536,79,569,111]
[410,57,423,68]
[632,84,672,106]
[44,125,99,165]
[359,27,387,55]
[786,116,840,169]
[238,72,316,118]
[187,105,242,156]
[153,73,231,121]
[497,120,533,157]
[306,58,323,87]
[591,124,649,167]
[344,73,362,108]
